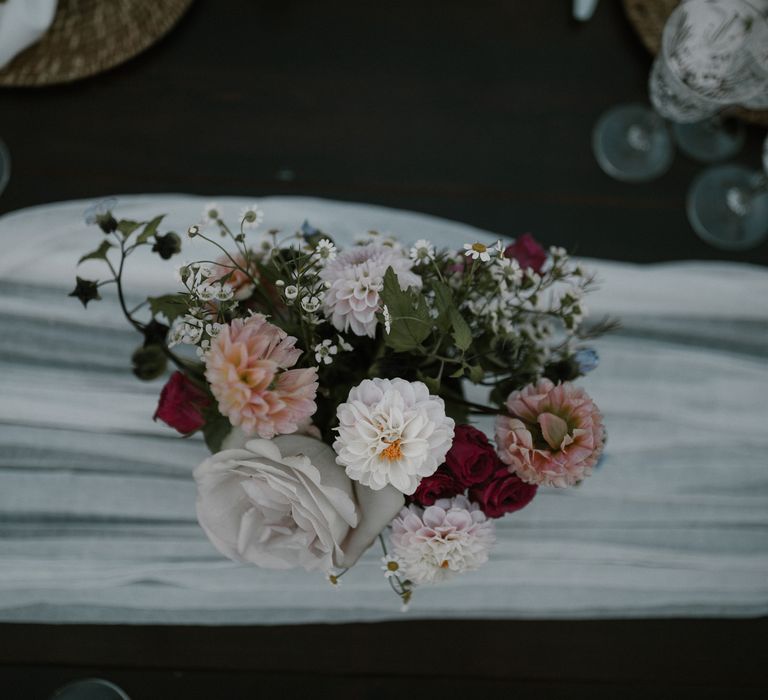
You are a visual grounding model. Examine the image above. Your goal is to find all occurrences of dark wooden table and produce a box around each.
[1,1,766,697]
[1,0,766,264]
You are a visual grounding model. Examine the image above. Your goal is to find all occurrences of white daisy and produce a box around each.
[314,339,338,365]
[239,204,264,230]
[463,242,491,262]
[327,572,343,588]
[202,202,221,226]
[381,554,405,579]
[409,239,435,264]
[333,378,455,494]
[312,239,337,262]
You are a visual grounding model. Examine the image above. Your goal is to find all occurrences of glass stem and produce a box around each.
[626,124,652,152]
[725,173,768,217]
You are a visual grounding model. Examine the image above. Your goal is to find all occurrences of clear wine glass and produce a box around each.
[686,133,768,250]
[0,139,10,197]
[654,0,768,163]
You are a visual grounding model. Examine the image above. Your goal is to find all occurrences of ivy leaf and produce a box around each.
[380,267,432,352]
[136,214,166,245]
[148,293,189,322]
[117,219,142,238]
[78,240,113,265]
[449,308,472,352]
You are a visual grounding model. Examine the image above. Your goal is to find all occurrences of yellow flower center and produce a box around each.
[380,438,403,461]
[471,242,487,253]
[386,561,399,572]
[329,575,339,585]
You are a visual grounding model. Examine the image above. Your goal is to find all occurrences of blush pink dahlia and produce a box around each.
[320,243,421,337]
[390,495,495,584]
[495,379,604,488]
[204,313,318,439]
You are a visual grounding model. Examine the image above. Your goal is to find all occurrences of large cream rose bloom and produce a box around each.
[194,431,403,571]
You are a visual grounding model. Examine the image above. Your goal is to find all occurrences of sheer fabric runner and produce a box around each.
[0,195,766,624]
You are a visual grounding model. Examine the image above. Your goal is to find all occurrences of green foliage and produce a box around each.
[148,293,189,322]
[136,215,166,244]
[116,219,142,238]
[78,240,113,265]
[380,267,432,353]
[449,308,472,352]
[202,408,233,452]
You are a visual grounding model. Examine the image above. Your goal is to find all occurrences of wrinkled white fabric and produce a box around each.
[0,195,766,624]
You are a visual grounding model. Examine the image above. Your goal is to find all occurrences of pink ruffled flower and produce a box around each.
[205,314,318,439]
[495,379,604,488]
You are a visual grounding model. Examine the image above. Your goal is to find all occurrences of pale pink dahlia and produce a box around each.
[390,495,495,584]
[320,243,421,338]
[205,314,318,438]
[495,378,604,488]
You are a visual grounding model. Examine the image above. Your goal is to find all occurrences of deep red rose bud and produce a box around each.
[470,467,537,519]
[411,467,462,507]
[154,371,210,434]
[445,424,498,488]
[504,233,546,273]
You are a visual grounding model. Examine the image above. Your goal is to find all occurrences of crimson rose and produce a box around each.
[445,424,498,488]
[470,467,537,518]
[504,233,546,273]
[154,371,210,434]
[411,467,461,506]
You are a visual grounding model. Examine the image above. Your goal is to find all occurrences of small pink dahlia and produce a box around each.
[205,314,318,439]
[495,378,604,488]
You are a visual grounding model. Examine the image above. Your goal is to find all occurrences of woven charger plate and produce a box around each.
[0,0,193,87]
[622,0,768,126]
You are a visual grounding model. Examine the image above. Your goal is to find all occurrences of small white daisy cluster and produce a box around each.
[463,240,504,263]
[389,495,496,585]
[168,311,225,359]
[320,243,421,338]
[176,261,236,304]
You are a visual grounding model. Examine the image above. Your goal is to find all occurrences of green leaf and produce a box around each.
[202,410,232,452]
[148,293,189,322]
[450,308,472,352]
[78,240,113,265]
[467,363,485,383]
[449,367,465,378]
[431,281,454,333]
[418,372,441,395]
[117,219,142,238]
[136,214,166,244]
[380,267,432,352]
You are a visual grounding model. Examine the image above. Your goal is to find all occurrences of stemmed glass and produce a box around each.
[651,0,768,163]
[686,133,768,250]
[593,0,768,181]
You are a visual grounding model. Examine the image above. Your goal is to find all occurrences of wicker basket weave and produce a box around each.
[0,0,193,87]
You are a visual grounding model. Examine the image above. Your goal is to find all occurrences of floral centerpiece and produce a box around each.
[71,199,612,609]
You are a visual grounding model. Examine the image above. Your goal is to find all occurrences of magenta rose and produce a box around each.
[154,371,210,434]
[445,424,498,488]
[411,467,462,506]
[504,233,546,273]
[470,468,537,519]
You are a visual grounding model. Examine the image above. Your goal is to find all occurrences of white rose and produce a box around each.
[195,432,404,571]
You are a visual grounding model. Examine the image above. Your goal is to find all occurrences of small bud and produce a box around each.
[68,277,101,307]
[131,345,167,381]
[152,232,182,260]
[187,225,200,238]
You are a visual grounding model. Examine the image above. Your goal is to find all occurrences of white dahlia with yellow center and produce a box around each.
[333,378,455,495]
